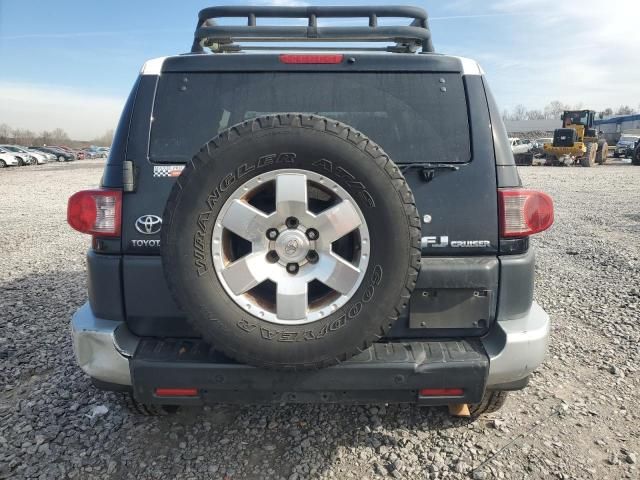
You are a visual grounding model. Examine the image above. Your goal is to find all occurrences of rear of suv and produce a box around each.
[68,5,553,416]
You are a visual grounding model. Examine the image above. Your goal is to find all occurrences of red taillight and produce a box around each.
[279,54,344,64]
[67,189,122,237]
[499,189,554,238]
[419,388,464,397]
[155,388,199,397]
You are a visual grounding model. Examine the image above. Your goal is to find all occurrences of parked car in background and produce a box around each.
[0,149,20,167]
[50,145,83,159]
[510,137,534,165]
[0,146,33,166]
[29,148,56,162]
[84,146,109,158]
[614,134,640,158]
[97,147,110,157]
[30,146,75,162]
[0,145,48,165]
[81,149,98,159]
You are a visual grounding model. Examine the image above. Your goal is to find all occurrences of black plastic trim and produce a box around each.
[91,378,132,393]
[131,338,488,405]
[122,256,189,337]
[87,250,124,321]
[499,237,529,255]
[486,376,529,391]
[417,257,498,289]
[496,249,535,320]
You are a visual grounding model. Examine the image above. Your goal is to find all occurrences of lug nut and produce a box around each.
[286,263,299,274]
[285,217,299,229]
[266,228,279,240]
[306,250,319,264]
[306,228,319,240]
[266,251,279,263]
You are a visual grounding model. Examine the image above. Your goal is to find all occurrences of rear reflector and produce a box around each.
[67,189,122,237]
[419,388,464,397]
[499,188,554,238]
[155,388,199,397]
[279,54,344,64]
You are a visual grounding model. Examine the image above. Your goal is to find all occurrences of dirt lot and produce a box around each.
[0,159,639,480]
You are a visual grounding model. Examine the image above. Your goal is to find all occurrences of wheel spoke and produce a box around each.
[312,200,362,243]
[275,173,308,218]
[317,253,361,294]
[220,253,269,295]
[276,278,308,320]
[221,199,270,242]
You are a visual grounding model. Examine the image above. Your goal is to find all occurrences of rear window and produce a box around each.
[150,72,471,164]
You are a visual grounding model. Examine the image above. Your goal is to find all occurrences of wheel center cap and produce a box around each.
[275,230,310,263]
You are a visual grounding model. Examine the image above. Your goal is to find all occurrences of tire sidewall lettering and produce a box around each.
[233,264,383,342]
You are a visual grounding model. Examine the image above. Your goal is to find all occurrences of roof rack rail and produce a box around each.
[191,5,434,54]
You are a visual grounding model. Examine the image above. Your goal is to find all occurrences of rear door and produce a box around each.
[120,54,499,337]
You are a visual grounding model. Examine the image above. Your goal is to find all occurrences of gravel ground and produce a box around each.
[1,159,639,480]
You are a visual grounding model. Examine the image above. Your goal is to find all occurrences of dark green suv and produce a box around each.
[67,5,554,417]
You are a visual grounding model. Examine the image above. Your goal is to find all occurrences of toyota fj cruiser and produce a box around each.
[68,5,553,416]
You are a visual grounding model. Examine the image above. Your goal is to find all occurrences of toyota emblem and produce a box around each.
[135,215,162,235]
[284,239,299,256]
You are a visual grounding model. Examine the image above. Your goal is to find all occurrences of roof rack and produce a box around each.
[191,5,434,54]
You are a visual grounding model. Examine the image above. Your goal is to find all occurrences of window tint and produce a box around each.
[150,72,471,164]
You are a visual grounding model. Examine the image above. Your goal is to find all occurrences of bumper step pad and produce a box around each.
[131,339,488,405]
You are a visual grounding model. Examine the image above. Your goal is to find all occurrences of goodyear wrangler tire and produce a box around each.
[161,114,420,370]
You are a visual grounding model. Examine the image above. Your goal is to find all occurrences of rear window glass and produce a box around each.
[150,72,471,164]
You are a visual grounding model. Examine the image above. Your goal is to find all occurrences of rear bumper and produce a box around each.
[132,338,488,405]
[71,301,549,403]
[481,301,550,387]
[71,303,138,386]
[71,302,550,405]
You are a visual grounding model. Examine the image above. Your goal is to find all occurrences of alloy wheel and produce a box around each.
[211,169,370,325]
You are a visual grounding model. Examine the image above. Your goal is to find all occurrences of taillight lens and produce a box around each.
[419,388,464,397]
[499,189,554,238]
[279,54,344,64]
[155,388,199,397]
[67,189,122,237]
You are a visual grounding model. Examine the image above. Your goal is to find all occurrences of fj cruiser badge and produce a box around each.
[422,236,491,248]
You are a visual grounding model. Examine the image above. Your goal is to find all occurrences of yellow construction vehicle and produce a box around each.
[543,110,608,167]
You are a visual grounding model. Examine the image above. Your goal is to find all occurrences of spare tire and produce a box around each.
[161,114,420,370]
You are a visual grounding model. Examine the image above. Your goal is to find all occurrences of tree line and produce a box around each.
[502,101,640,122]
[0,124,114,148]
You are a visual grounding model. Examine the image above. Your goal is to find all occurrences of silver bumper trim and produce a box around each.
[71,303,137,386]
[482,301,550,387]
